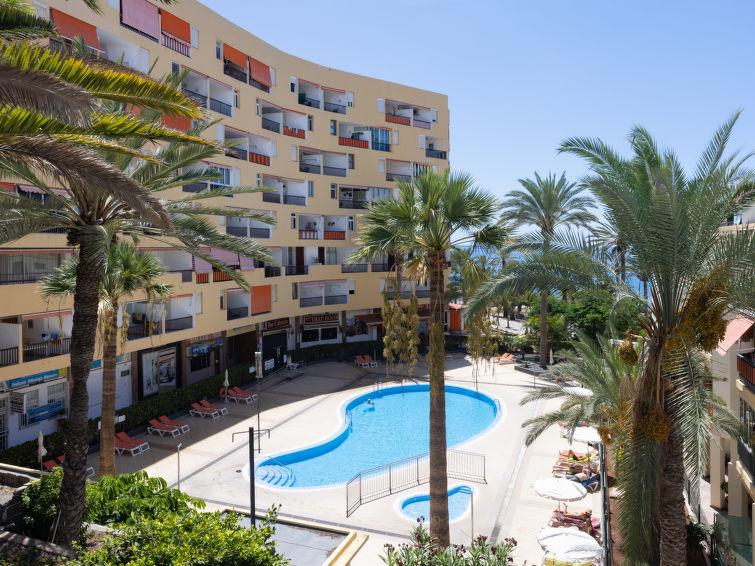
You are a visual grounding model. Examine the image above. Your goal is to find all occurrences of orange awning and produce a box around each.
[50,8,102,50]
[223,43,247,68]
[248,57,271,87]
[716,318,754,355]
[160,10,190,43]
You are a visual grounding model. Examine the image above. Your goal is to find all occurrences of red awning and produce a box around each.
[322,86,346,94]
[160,10,190,43]
[716,318,755,355]
[22,310,72,321]
[248,57,271,87]
[50,8,102,50]
[223,43,247,68]
[298,78,319,87]
[447,303,463,311]
[17,185,67,196]
[120,0,159,40]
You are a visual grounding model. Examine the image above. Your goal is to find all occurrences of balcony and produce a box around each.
[249,152,271,166]
[712,513,752,566]
[183,182,208,193]
[739,354,755,387]
[339,137,368,149]
[342,263,367,273]
[250,227,271,238]
[372,142,391,152]
[324,230,346,240]
[227,306,249,321]
[226,225,247,237]
[0,272,55,285]
[225,146,248,160]
[323,166,347,177]
[0,346,18,367]
[23,337,71,360]
[165,316,193,333]
[386,114,411,126]
[210,97,232,116]
[324,101,346,114]
[415,289,430,298]
[339,199,368,209]
[299,230,319,240]
[127,323,163,340]
[426,148,447,159]
[414,118,432,130]
[264,266,281,278]
[739,436,755,481]
[298,95,320,109]
[283,195,306,206]
[262,191,281,203]
[299,162,321,174]
[223,62,247,83]
[182,88,207,108]
[300,296,323,307]
[284,126,306,139]
[285,265,309,276]
[169,269,193,283]
[162,33,190,57]
[371,263,393,272]
[386,172,411,182]
[325,294,347,305]
[261,117,281,133]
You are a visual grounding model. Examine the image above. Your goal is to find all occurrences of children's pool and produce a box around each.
[400,485,473,521]
[255,384,500,488]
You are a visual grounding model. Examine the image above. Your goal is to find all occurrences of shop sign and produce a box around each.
[9,391,24,414]
[264,358,275,371]
[9,368,66,390]
[191,338,223,356]
[265,317,290,331]
[189,332,222,344]
[303,313,339,325]
[27,400,62,423]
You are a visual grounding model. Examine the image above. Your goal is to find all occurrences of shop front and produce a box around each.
[86,354,132,419]
[300,312,341,347]
[347,310,383,342]
[227,327,256,368]
[261,320,288,375]
[137,343,181,399]
[184,336,223,386]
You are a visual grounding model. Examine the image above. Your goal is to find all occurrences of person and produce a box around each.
[566,469,599,484]
[557,508,597,536]
[367,399,373,405]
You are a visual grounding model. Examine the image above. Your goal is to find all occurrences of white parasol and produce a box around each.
[564,386,593,397]
[572,426,601,444]
[37,431,47,465]
[533,477,587,510]
[223,369,230,403]
[549,348,554,365]
[537,527,601,562]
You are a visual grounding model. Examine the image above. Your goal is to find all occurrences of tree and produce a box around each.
[501,173,596,368]
[351,169,505,547]
[41,243,172,476]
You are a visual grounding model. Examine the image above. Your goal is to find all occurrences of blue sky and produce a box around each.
[202,0,755,200]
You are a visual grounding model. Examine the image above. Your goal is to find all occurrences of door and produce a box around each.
[317,247,325,264]
[295,247,304,267]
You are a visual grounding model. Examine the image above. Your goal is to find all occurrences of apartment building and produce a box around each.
[0,0,450,449]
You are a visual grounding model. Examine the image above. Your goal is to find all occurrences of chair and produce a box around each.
[200,399,229,415]
[228,389,254,404]
[159,415,190,433]
[190,402,220,419]
[232,386,254,399]
[53,455,95,478]
[116,432,150,453]
[355,355,370,368]
[114,437,142,456]
[147,418,181,437]
[364,354,378,367]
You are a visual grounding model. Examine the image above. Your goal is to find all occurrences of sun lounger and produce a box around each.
[147,418,181,437]
[233,386,258,402]
[159,415,190,433]
[200,399,229,415]
[227,388,254,404]
[190,402,220,419]
[49,455,95,478]
[364,354,378,367]
[114,437,142,456]
[355,355,370,368]
[116,432,150,453]
[558,450,597,462]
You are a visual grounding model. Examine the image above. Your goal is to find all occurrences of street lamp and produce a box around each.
[255,351,262,440]
[177,443,183,491]
[233,426,257,528]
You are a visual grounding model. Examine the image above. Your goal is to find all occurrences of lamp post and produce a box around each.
[177,443,183,491]
[255,351,262,442]
[232,426,256,528]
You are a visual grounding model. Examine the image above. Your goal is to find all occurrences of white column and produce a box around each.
[728,462,748,517]
[711,438,725,508]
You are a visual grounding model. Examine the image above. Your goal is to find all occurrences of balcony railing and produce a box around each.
[299,230,319,240]
[285,265,309,276]
[209,97,233,117]
[262,191,281,203]
[249,152,271,166]
[225,146,248,160]
[325,294,347,305]
[0,271,54,285]
[162,33,190,57]
[339,137,368,149]
[183,182,208,193]
[300,296,323,307]
[213,270,233,282]
[386,114,411,126]
[300,162,321,174]
[127,323,163,340]
[181,88,207,107]
[261,117,281,133]
[738,354,755,387]
[169,269,193,283]
[284,126,306,139]
[249,78,270,93]
[414,118,432,129]
[386,172,411,182]
[298,95,320,109]
[0,346,18,367]
[739,436,755,481]
[323,166,347,177]
[264,266,281,278]
[23,337,71,360]
[283,194,306,206]
[324,230,346,240]
[250,227,271,238]
[227,306,249,320]
[372,141,391,152]
[371,263,393,272]
[426,148,447,159]
[223,63,247,83]
[165,316,193,332]
[324,101,347,114]
[226,225,247,237]
[342,263,368,273]
[415,289,430,298]
[40,227,68,234]
[339,199,368,209]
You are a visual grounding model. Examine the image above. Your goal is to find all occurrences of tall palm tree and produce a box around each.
[468,114,755,565]
[351,169,505,547]
[40,243,172,477]
[501,172,596,368]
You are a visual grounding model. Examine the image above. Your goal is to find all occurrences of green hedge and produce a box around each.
[291,340,383,363]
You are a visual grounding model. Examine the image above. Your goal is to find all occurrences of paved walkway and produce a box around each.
[89,356,599,565]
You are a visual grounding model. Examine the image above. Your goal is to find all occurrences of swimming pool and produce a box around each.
[255,384,500,488]
[400,485,473,521]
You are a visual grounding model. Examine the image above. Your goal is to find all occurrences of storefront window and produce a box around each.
[190,352,211,372]
[141,347,177,397]
[321,327,338,340]
[302,329,319,343]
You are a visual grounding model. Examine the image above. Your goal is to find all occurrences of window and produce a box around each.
[269,68,275,86]
[308,115,313,131]
[292,282,298,299]
[330,120,336,136]
[210,165,231,186]
[219,291,224,310]
[255,98,259,116]
[321,327,337,340]
[194,293,202,314]
[20,389,39,429]
[347,92,354,108]
[393,131,399,145]
[290,213,296,229]
[190,352,210,372]
[378,159,385,173]
[378,98,385,113]
[271,141,276,157]
[215,40,221,59]
[256,173,260,185]
[348,154,354,169]
[307,181,314,197]
[371,187,390,201]
[290,78,296,93]
[171,62,179,76]
[371,127,390,151]
[32,1,47,19]
[190,26,199,49]
[330,184,337,199]
[302,328,318,343]
[233,89,239,108]
[348,216,354,231]
[419,134,425,149]
[47,382,67,416]
[431,109,438,123]
[139,48,150,74]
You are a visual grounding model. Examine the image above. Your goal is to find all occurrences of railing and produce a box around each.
[739,437,755,481]
[299,230,319,240]
[325,294,347,305]
[415,289,430,298]
[339,137,368,149]
[183,182,208,193]
[227,306,249,320]
[599,443,613,566]
[249,78,270,93]
[300,296,323,307]
[323,166,347,177]
[0,271,55,285]
[209,97,233,117]
[223,63,247,83]
[181,88,207,108]
[126,324,163,340]
[426,148,447,159]
[262,191,280,203]
[165,316,193,332]
[342,264,368,273]
[261,117,281,133]
[324,101,347,114]
[162,33,190,57]
[372,141,391,152]
[299,162,321,174]
[285,265,309,276]
[339,199,368,209]
[225,146,248,160]
[385,114,411,126]
[250,227,271,238]
[23,337,71,360]
[284,126,306,139]
[414,118,432,129]
[264,266,281,278]
[371,263,393,272]
[169,269,193,283]
[298,95,321,109]
[324,230,346,240]
[40,227,68,234]
[712,513,752,566]
[738,354,755,387]
[213,270,233,282]
[283,194,307,206]
[386,172,411,182]
[226,225,248,236]
[0,346,18,367]
[346,450,486,517]
[249,152,271,166]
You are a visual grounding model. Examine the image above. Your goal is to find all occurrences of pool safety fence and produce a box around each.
[345,449,486,517]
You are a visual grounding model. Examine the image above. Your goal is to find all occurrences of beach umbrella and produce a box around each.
[564,386,593,397]
[572,426,601,444]
[223,369,230,403]
[549,348,554,365]
[37,431,47,465]
[533,477,587,510]
[537,527,601,562]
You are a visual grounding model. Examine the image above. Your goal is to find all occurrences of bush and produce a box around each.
[381,521,516,565]
[19,467,69,540]
[69,509,289,566]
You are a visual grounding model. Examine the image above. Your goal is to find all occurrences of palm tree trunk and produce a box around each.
[56,239,104,546]
[428,250,449,547]
[620,249,626,282]
[98,305,118,477]
[539,289,548,369]
[659,416,687,566]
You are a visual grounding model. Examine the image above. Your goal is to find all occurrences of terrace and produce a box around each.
[323,87,349,115]
[180,69,208,108]
[385,160,412,183]
[338,185,369,209]
[224,127,249,161]
[299,149,322,175]
[297,79,322,109]
[125,301,164,340]
[424,136,448,160]
[260,102,282,134]
[322,151,348,178]
[338,123,370,149]
[22,311,73,361]
[248,134,272,166]
[209,80,234,117]
[226,289,250,321]
[164,295,194,333]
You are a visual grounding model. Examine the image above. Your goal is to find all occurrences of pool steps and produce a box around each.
[257,464,295,487]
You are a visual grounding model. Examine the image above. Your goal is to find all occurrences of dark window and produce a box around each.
[190,353,211,372]
[292,282,298,299]
[302,328,318,342]
[330,183,337,199]
[321,327,337,340]
[290,213,296,229]
[348,154,354,169]
[308,115,313,131]
[171,62,179,76]
[233,89,239,108]
[330,120,336,135]
[308,181,314,197]
[215,40,221,59]
[290,81,296,93]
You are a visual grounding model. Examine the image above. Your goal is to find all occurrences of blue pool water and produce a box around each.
[255,384,499,488]
[401,485,473,521]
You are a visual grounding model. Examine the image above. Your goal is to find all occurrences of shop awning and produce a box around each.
[120,0,159,40]
[248,57,271,87]
[716,318,755,355]
[160,9,190,43]
[354,314,383,326]
[193,255,212,273]
[50,8,102,50]
[17,185,67,196]
[223,43,247,68]
[298,78,319,87]
[322,86,346,94]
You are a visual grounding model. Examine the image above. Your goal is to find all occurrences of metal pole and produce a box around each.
[255,352,262,451]
[470,490,474,542]
[249,426,255,528]
[177,443,183,491]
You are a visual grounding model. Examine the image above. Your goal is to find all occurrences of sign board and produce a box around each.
[9,368,67,390]
[191,338,223,357]
[264,358,275,371]
[265,317,290,331]
[9,392,24,414]
[27,400,62,424]
[189,332,222,344]
[303,313,339,325]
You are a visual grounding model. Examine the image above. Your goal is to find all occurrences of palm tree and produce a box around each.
[41,243,172,477]
[351,169,505,547]
[501,172,596,368]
